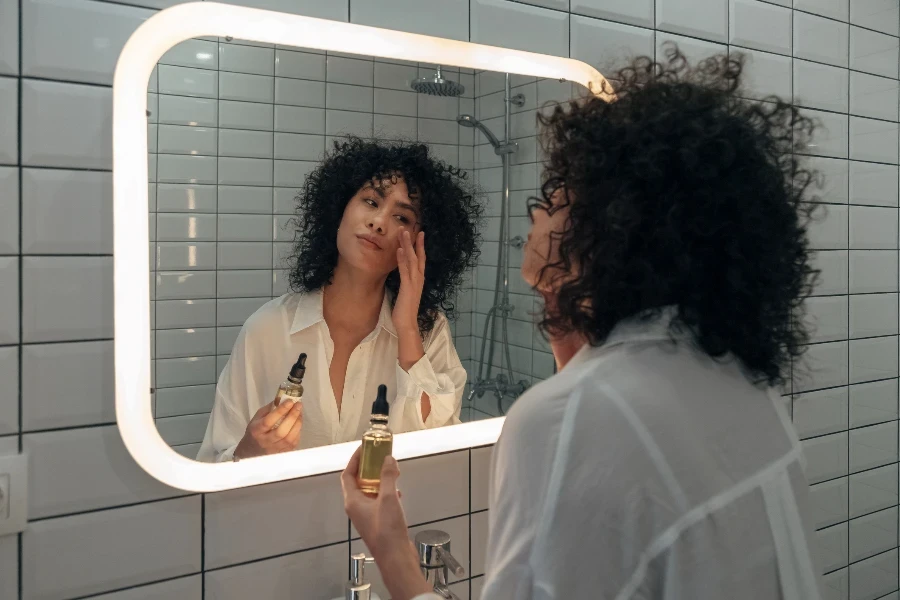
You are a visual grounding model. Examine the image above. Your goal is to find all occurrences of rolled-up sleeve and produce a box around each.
[392,314,467,432]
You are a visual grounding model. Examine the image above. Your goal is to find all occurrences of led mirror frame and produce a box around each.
[113,1,611,492]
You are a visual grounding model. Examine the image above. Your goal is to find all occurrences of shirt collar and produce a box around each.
[290,288,398,337]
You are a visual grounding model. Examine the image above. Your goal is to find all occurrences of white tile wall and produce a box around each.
[2,0,899,598]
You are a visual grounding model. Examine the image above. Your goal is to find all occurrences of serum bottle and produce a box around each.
[357,384,393,496]
[271,353,307,428]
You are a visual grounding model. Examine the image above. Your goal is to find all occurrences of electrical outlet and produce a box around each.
[0,453,27,537]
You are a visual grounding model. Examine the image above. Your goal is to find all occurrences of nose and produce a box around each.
[367,213,386,234]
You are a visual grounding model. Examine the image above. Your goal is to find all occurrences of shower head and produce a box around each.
[456,114,502,150]
[410,65,465,97]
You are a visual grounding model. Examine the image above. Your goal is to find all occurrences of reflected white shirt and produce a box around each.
[415,309,822,600]
[196,289,466,462]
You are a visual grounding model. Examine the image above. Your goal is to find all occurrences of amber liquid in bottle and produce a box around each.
[357,384,393,496]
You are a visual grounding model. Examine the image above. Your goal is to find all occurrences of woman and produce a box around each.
[196,138,482,462]
[342,49,824,599]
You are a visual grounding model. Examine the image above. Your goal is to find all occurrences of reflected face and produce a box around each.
[336,177,421,276]
[521,188,572,292]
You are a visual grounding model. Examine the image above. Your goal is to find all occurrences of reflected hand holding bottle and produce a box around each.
[233,398,303,460]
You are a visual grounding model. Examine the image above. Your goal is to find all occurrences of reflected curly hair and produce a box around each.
[533,46,821,386]
[288,137,482,333]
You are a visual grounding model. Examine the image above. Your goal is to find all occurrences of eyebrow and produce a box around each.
[396,200,420,216]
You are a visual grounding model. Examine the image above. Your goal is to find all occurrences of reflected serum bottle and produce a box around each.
[357,384,393,496]
[271,353,307,428]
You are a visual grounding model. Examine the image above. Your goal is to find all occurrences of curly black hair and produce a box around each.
[532,46,821,387]
[288,137,483,333]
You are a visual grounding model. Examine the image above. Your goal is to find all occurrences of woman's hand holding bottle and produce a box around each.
[233,398,303,460]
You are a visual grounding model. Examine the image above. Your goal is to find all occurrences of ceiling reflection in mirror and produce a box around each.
[146,38,589,461]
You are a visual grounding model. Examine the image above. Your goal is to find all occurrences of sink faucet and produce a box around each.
[414,530,466,600]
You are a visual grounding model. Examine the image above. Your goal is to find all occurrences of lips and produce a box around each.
[356,234,382,250]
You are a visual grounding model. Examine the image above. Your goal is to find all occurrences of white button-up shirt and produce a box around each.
[415,309,822,600]
[196,289,466,462]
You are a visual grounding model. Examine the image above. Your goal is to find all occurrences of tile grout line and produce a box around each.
[17,0,23,596]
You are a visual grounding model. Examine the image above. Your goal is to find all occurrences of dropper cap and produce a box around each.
[289,353,307,380]
[371,384,389,418]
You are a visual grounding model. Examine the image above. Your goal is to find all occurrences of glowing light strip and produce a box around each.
[113,2,609,492]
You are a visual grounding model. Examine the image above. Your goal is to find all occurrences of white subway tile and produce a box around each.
[157,155,217,185]
[850,336,899,383]
[158,95,218,127]
[657,0,727,43]
[218,214,272,241]
[729,0,791,55]
[0,533,14,600]
[417,91,463,122]
[572,0,653,27]
[22,80,111,169]
[217,157,273,186]
[850,72,898,121]
[805,296,850,343]
[851,26,899,78]
[275,49,326,80]
[22,169,112,254]
[326,82,374,113]
[801,110,849,159]
[850,293,899,339]
[204,542,347,600]
[374,62,418,92]
[273,132,325,161]
[794,60,849,113]
[417,118,457,145]
[810,477,849,529]
[822,567,848,600]
[850,0,899,37]
[351,0,469,40]
[157,413,208,446]
[326,55,374,86]
[850,162,897,206]
[155,271,216,300]
[156,328,216,359]
[850,206,897,248]
[158,125,217,156]
[471,0,569,56]
[656,32,726,64]
[796,0,849,21]
[156,356,216,387]
[811,251,849,296]
[218,0,347,19]
[216,326,241,354]
[848,548,897,600]
[850,378,898,427]
[22,256,112,343]
[219,100,273,131]
[794,12,850,68]
[160,39,218,70]
[0,76,16,164]
[218,186,272,213]
[219,71,274,103]
[850,250,898,293]
[205,471,347,568]
[155,299,216,329]
[157,214,216,242]
[805,156,849,204]
[570,15,655,74]
[23,496,201,599]
[22,0,152,85]
[219,44,274,75]
[808,204,849,249]
[158,65,218,99]
[0,167,18,254]
[24,424,183,518]
[274,188,296,214]
[850,116,898,163]
[22,340,114,430]
[472,578,484,600]
[850,463,898,518]
[147,93,158,123]
[374,114,417,141]
[156,384,215,418]
[0,346,16,434]
[795,341,849,392]
[156,183,217,212]
[325,109,374,137]
[217,270,273,297]
[0,0,17,75]
[794,386,849,439]
[816,523,849,572]
[850,419,898,474]
[275,105,326,134]
[471,510,489,577]
[216,297,268,327]
[218,242,273,269]
[88,575,202,600]
[274,77,325,108]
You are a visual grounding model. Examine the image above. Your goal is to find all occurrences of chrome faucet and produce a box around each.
[414,530,466,600]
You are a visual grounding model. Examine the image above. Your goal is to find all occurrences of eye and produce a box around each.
[363,197,377,207]
[394,215,411,224]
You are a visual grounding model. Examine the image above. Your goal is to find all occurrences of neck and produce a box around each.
[540,290,588,371]
[324,259,386,331]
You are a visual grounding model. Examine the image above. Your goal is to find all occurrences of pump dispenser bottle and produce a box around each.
[357,384,393,496]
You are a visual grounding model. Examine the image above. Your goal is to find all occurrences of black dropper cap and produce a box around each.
[289,353,307,380]
[371,384,389,418]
